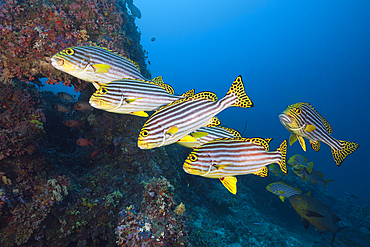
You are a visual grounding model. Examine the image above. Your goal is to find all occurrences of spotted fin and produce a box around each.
[205,117,221,127]
[131,111,148,117]
[289,134,298,146]
[227,75,254,108]
[92,64,111,73]
[181,89,195,98]
[331,140,359,167]
[254,166,268,177]
[219,177,237,194]
[310,140,320,152]
[276,140,288,174]
[221,127,241,138]
[297,135,307,152]
[150,76,175,95]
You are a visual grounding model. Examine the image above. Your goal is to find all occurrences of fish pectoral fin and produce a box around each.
[289,134,298,146]
[309,140,320,152]
[191,131,209,139]
[304,124,316,132]
[219,177,237,194]
[178,135,197,142]
[279,196,285,202]
[303,210,324,218]
[213,164,232,170]
[305,191,311,197]
[254,166,268,177]
[297,135,307,152]
[125,98,143,104]
[92,64,111,73]
[131,111,149,117]
[166,126,179,136]
[307,162,314,174]
[301,217,310,230]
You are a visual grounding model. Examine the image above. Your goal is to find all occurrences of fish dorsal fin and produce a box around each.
[316,170,324,178]
[192,91,218,101]
[240,137,272,151]
[220,127,241,138]
[254,166,268,177]
[149,76,175,95]
[219,177,237,194]
[304,103,332,134]
[205,117,221,127]
[181,89,195,98]
[309,140,320,152]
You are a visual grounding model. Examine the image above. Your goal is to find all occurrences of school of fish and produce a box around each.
[51,45,360,243]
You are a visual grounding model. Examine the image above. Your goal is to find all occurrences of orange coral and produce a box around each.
[174,202,185,216]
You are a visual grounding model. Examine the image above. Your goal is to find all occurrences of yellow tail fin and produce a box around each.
[331,140,359,166]
[277,140,288,174]
[227,75,254,108]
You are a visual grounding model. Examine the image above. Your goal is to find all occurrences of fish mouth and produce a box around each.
[50,57,64,67]
[278,113,293,125]
[137,140,150,150]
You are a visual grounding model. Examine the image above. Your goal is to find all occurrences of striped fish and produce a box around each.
[279,102,359,166]
[182,138,287,194]
[293,168,334,188]
[50,46,146,89]
[89,78,193,117]
[287,154,313,174]
[137,75,254,149]
[266,181,302,202]
[177,123,242,149]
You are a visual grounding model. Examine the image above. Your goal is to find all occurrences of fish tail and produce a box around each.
[332,226,348,244]
[331,140,359,166]
[324,179,334,188]
[276,140,288,174]
[227,75,254,108]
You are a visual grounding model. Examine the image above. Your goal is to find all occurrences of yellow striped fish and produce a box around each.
[50,46,146,89]
[89,78,193,117]
[266,181,302,202]
[293,168,334,188]
[287,154,314,174]
[183,138,287,194]
[279,102,359,166]
[137,75,254,149]
[177,120,242,149]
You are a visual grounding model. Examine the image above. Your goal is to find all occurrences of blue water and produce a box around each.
[133,0,370,205]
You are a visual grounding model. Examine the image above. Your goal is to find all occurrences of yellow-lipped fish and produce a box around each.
[89,78,194,117]
[51,46,146,89]
[279,102,359,166]
[266,181,302,202]
[287,154,313,174]
[183,138,287,194]
[138,75,253,149]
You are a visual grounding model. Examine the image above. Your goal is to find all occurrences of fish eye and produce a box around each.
[140,129,149,137]
[296,196,301,200]
[295,108,301,114]
[65,48,74,55]
[100,87,107,94]
[188,153,198,162]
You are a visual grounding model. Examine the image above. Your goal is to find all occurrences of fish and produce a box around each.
[138,75,254,149]
[183,137,287,194]
[76,138,94,147]
[266,181,302,202]
[51,46,145,89]
[293,168,334,188]
[267,163,286,177]
[177,123,242,149]
[63,119,84,128]
[279,102,359,166]
[71,102,93,111]
[89,78,194,117]
[151,37,156,42]
[289,194,348,244]
[344,191,358,199]
[287,154,313,174]
[57,92,75,101]
[52,103,71,113]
